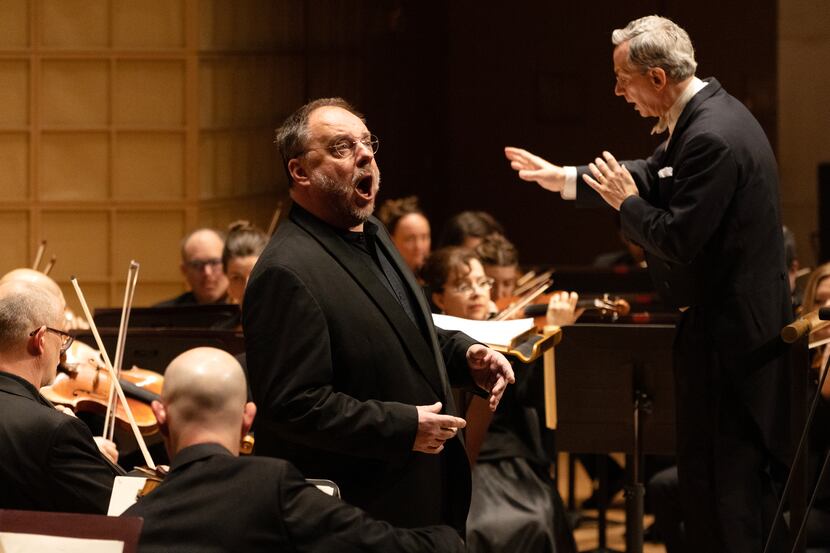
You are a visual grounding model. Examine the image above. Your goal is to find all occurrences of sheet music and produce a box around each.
[432,313,534,347]
[0,532,123,553]
[107,476,147,516]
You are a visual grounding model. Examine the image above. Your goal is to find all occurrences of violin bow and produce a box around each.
[494,279,552,321]
[513,270,554,297]
[71,275,156,470]
[103,261,140,441]
[42,255,57,275]
[31,240,46,270]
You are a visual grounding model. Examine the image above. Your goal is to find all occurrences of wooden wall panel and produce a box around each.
[41,61,109,126]
[0,134,29,199]
[113,132,184,199]
[0,1,286,307]
[0,61,29,126]
[0,0,29,48]
[112,0,184,49]
[40,0,108,49]
[114,211,183,281]
[41,211,109,278]
[39,132,109,200]
[0,212,30,268]
[114,61,184,126]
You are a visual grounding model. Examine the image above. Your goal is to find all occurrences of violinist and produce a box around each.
[475,234,519,303]
[421,247,577,553]
[0,268,120,464]
[0,280,118,513]
[123,347,466,553]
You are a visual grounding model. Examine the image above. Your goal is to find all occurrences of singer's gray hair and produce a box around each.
[612,16,697,81]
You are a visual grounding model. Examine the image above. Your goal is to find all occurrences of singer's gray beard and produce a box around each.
[310,169,381,227]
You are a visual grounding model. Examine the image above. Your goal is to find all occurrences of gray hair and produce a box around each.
[0,282,62,351]
[611,16,697,81]
[274,98,364,184]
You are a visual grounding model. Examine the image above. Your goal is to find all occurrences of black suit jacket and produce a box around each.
[577,78,792,462]
[124,443,465,553]
[243,204,476,531]
[0,372,117,512]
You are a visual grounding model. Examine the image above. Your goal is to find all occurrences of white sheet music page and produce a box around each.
[0,532,123,553]
[432,313,535,348]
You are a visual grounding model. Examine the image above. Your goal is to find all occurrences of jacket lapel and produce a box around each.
[290,206,449,400]
[663,77,722,163]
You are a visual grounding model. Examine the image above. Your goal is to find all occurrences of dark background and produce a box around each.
[295,0,777,266]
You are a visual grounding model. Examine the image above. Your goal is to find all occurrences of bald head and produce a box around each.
[0,268,66,310]
[157,347,253,456]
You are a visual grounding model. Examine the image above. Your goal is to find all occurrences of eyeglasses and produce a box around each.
[304,135,380,159]
[30,326,74,354]
[184,258,223,272]
[451,277,495,295]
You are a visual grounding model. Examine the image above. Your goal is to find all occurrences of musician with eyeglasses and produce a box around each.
[0,279,118,513]
[244,97,514,534]
[155,228,229,306]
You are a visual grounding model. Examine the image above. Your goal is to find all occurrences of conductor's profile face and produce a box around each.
[613,41,662,118]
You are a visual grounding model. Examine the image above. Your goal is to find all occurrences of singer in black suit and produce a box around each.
[244,98,514,533]
[506,16,791,553]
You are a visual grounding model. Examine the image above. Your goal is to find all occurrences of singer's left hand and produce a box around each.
[466,344,515,411]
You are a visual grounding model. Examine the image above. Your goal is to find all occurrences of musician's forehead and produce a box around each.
[308,106,369,140]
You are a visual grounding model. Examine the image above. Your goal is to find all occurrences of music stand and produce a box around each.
[555,323,676,553]
[0,509,142,553]
[93,304,240,329]
[72,328,245,374]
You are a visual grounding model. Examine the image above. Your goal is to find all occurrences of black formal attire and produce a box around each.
[0,371,117,513]
[124,443,464,553]
[575,78,792,552]
[244,204,477,532]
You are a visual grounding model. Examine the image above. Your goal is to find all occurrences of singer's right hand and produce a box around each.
[413,402,466,454]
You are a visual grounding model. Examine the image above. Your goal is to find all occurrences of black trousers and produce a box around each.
[673,309,789,553]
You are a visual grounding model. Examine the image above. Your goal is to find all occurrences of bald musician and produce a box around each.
[123,347,465,553]
[0,280,118,513]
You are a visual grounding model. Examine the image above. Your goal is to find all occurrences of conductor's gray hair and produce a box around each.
[611,16,697,81]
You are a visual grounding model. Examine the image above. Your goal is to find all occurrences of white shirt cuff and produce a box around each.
[561,166,577,200]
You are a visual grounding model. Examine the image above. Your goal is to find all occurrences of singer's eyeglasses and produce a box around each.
[303,135,380,160]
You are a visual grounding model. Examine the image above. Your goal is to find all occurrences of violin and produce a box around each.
[495,289,630,326]
[42,340,163,435]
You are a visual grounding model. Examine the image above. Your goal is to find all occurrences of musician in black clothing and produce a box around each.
[0,280,117,513]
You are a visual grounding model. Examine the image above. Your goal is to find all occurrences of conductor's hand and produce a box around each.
[505,146,566,192]
[466,344,515,411]
[413,402,466,454]
[583,151,639,210]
